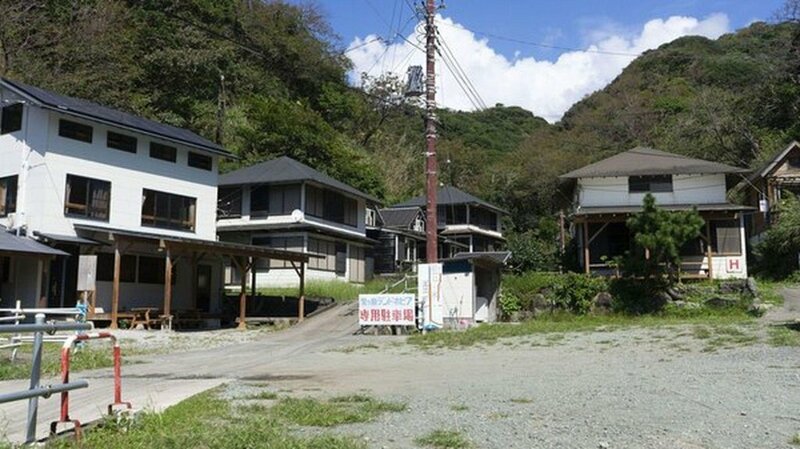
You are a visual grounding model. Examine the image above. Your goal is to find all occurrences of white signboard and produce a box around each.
[418,263,444,330]
[77,255,97,291]
[358,294,416,326]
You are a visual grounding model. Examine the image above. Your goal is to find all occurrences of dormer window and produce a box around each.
[628,175,673,193]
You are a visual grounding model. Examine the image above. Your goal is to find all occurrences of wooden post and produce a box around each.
[164,246,173,322]
[706,221,714,280]
[298,261,306,322]
[582,221,590,274]
[110,241,121,329]
[250,259,257,297]
[190,252,198,309]
[238,257,249,330]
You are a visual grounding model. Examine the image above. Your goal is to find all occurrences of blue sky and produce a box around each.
[290,0,787,119]
[308,0,783,60]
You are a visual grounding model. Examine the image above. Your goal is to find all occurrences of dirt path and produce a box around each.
[763,285,800,323]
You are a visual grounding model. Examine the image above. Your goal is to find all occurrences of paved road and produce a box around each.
[0,302,363,443]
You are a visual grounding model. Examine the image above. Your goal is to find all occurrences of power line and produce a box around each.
[437,21,641,58]
[436,30,487,109]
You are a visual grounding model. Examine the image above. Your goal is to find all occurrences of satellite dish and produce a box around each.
[291,209,305,223]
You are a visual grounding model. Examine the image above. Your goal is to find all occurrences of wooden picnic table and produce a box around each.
[129,307,160,330]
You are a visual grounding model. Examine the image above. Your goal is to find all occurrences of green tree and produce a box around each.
[625,194,705,282]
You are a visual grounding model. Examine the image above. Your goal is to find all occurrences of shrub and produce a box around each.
[550,273,609,314]
[609,277,669,314]
[498,290,523,318]
[502,272,607,315]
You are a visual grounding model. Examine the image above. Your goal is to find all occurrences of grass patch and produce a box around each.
[256,278,401,303]
[790,432,800,446]
[247,390,279,400]
[43,387,367,449]
[509,397,533,404]
[754,278,786,306]
[769,325,800,347]
[273,396,406,427]
[415,429,471,448]
[408,312,754,348]
[0,342,144,381]
[450,404,469,411]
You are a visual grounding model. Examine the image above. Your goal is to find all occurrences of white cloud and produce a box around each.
[346,13,730,122]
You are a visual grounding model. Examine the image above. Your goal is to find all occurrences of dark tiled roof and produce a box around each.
[391,186,506,214]
[378,207,422,229]
[444,251,511,266]
[219,156,379,202]
[1,78,229,156]
[0,228,68,257]
[559,147,749,179]
[751,140,800,180]
[574,203,754,216]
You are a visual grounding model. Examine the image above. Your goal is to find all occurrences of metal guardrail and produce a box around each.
[0,314,93,444]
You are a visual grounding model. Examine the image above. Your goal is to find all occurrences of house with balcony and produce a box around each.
[0,78,307,327]
[216,156,378,287]
[387,186,506,259]
[741,141,800,239]
[560,147,752,279]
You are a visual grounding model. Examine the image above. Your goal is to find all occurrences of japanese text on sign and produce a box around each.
[358,294,416,326]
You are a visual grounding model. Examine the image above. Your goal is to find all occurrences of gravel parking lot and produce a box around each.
[254,325,800,449]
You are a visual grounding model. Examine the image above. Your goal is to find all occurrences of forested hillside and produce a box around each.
[2,1,800,240]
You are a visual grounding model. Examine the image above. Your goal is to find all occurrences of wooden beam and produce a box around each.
[110,240,121,329]
[164,246,173,323]
[190,252,198,310]
[582,222,590,274]
[238,257,250,330]
[298,261,306,323]
[706,221,714,280]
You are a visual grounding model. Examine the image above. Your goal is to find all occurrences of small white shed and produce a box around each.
[440,251,510,327]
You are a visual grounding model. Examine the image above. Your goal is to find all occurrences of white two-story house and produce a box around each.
[0,78,307,326]
[217,156,378,286]
[560,147,752,279]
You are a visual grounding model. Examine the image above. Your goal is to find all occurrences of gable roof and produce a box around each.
[391,186,506,214]
[218,156,380,202]
[559,147,748,179]
[378,207,423,229]
[751,141,800,180]
[1,78,230,157]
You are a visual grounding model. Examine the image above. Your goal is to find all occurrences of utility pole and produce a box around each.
[424,0,439,263]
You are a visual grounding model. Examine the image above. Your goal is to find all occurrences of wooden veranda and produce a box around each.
[74,226,310,330]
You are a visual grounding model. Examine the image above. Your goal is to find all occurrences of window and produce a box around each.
[308,238,337,271]
[188,152,212,171]
[628,175,673,193]
[58,119,93,143]
[438,205,467,225]
[96,253,136,282]
[1,103,23,134]
[335,242,347,276]
[469,206,497,230]
[217,186,242,218]
[0,256,9,283]
[252,236,303,268]
[107,131,137,153]
[305,185,358,226]
[138,256,166,284]
[64,175,111,221]
[250,185,270,217]
[250,184,301,217]
[149,142,177,162]
[141,189,196,231]
[365,208,377,227]
[711,219,741,255]
[0,175,17,217]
